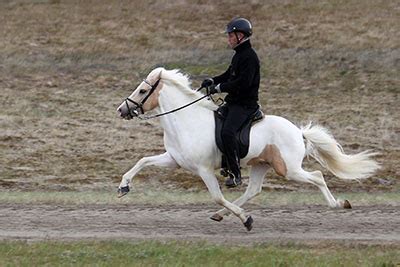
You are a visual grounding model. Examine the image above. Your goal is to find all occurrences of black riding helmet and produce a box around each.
[225,17,253,37]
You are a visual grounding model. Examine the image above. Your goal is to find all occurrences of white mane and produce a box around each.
[156,68,218,111]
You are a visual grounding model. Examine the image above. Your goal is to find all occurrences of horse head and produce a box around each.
[117,68,163,120]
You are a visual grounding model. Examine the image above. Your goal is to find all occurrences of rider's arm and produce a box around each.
[218,56,257,94]
[212,65,231,85]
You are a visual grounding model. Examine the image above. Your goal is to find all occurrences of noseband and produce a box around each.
[124,78,161,118]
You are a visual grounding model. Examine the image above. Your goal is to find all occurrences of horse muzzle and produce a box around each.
[117,107,138,120]
[117,98,143,120]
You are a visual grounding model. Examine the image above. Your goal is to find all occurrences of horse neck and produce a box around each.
[158,85,213,132]
[156,82,218,167]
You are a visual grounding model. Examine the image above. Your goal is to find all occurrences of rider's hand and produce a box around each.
[209,84,221,94]
[201,78,214,88]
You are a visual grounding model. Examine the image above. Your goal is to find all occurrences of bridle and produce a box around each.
[124,78,161,119]
[123,79,219,121]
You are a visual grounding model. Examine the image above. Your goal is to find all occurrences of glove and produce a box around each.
[201,78,214,88]
[209,84,221,94]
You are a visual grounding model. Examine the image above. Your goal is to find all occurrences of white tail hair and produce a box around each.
[301,123,380,180]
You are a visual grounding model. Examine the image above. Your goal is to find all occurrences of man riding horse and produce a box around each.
[202,17,260,188]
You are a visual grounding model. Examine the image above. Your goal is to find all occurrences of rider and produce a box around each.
[202,17,260,188]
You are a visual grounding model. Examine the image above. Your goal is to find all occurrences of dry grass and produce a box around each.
[0,0,399,192]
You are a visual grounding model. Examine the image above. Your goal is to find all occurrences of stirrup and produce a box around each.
[220,168,230,177]
[225,174,242,188]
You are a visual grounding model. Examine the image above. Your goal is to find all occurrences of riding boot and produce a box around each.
[220,155,229,177]
[224,151,242,188]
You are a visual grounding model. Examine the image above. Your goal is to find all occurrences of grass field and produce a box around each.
[1,240,399,267]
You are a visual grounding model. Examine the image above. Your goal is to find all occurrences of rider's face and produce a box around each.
[227,32,244,49]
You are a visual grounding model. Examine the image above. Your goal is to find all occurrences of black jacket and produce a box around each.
[213,40,260,107]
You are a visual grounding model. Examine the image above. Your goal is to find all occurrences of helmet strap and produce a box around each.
[234,32,242,45]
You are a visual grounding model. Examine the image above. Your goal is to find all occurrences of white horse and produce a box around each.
[116,67,379,231]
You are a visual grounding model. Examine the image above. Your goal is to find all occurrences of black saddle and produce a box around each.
[214,106,264,159]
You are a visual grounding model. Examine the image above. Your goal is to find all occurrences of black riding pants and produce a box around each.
[221,104,258,177]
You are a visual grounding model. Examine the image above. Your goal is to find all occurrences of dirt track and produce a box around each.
[1,203,399,245]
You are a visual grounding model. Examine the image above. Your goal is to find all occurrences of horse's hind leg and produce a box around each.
[211,165,268,221]
[199,169,253,230]
[286,168,350,208]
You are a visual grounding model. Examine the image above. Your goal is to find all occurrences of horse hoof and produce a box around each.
[343,199,352,209]
[210,214,223,222]
[117,186,130,198]
[243,216,253,231]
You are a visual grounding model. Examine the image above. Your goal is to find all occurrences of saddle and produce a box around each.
[214,106,264,161]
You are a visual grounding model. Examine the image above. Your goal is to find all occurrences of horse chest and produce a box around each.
[163,131,212,171]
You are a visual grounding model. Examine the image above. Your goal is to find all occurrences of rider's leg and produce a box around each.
[221,104,255,187]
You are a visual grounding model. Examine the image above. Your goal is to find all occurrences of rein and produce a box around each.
[138,92,210,120]
[125,80,217,121]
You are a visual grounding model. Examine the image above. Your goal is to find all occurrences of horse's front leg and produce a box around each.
[198,169,254,231]
[117,152,178,197]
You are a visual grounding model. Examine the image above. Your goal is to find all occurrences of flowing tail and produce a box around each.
[301,123,380,179]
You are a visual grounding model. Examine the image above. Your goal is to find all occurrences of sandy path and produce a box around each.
[0,203,399,245]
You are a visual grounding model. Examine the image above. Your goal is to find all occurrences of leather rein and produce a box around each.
[124,79,213,120]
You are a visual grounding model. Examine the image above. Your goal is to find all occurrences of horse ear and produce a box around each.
[150,67,164,81]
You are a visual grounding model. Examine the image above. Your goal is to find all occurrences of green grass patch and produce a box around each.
[0,190,398,206]
[0,240,398,267]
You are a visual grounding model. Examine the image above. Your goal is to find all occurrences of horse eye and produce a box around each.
[139,89,147,94]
